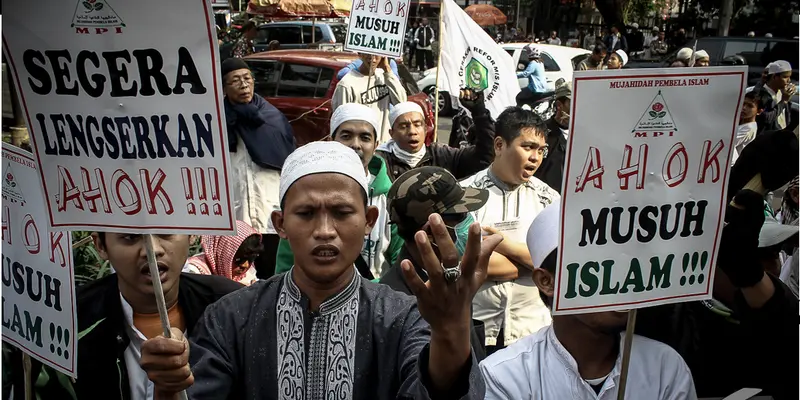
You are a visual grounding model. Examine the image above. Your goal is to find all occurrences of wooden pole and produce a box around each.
[22,353,32,400]
[616,309,638,400]
[144,234,189,400]
[433,1,445,143]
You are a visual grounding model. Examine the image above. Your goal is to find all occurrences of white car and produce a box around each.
[417,43,591,114]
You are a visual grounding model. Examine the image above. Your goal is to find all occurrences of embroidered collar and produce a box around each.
[284,268,362,316]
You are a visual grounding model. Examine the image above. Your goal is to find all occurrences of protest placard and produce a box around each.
[2,0,235,234]
[554,67,747,315]
[344,0,411,58]
[2,144,77,377]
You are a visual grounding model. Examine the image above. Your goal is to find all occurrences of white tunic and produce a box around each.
[480,325,698,400]
[461,167,560,346]
[230,139,281,234]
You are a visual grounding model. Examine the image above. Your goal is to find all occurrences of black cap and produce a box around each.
[388,166,489,231]
[221,58,250,79]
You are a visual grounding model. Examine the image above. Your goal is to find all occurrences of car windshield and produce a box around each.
[330,24,347,43]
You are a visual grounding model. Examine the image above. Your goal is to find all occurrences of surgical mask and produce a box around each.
[453,213,475,257]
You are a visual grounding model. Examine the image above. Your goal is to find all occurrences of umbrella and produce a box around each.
[464,4,507,27]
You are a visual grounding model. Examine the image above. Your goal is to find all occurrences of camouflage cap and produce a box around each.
[388,166,489,230]
[554,80,572,100]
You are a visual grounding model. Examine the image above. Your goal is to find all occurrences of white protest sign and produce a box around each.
[2,144,77,377]
[344,0,411,58]
[554,67,747,315]
[3,0,235,234]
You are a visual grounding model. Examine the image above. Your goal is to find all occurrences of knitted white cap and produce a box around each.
[389,102,424,127]
[330,103,379,137]
[766,60,792,75]
[695,50,710,60]
[526,202,561,269]
[676,47,693,61]
[279,141,369,205]
[759,216,798,248]
[615,49,629,66]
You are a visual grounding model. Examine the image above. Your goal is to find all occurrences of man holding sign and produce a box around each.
[480,204,697,399]
[333,54,407,143]
[72,233,242,400]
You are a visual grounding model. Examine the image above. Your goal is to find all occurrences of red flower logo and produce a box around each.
[652,103,664,112]
[6,173,12,180]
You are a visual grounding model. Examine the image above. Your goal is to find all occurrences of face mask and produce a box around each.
[453,213,475,257]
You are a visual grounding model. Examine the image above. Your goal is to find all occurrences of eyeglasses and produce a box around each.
[537,147,549,158]
[226,75,253,88]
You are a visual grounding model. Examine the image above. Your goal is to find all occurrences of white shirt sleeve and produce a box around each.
[660,352,699,400]
[480,361,530,399]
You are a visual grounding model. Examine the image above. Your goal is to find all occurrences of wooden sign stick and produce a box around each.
[23,352,32,400]
[144,234,189,400]
[616,309,638,400]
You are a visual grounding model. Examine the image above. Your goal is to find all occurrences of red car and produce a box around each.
[243,50,436,146]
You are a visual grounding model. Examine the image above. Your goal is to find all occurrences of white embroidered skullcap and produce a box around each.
[330,103,379,137]
[766,60,792,75]
[279,141,369,205]
[389,102,424,127]
[527,202,560,269]
[695,50,710,60]
[759,215,799,248]
[614,49,629,66]
[676,47,693,61]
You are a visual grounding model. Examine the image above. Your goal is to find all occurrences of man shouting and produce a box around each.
[138,141,503,399]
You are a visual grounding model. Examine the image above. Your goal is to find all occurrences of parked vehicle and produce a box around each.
[416,43,590,115]
[626,37,799,86]
[254,21,347,52]
[243,50,436,145]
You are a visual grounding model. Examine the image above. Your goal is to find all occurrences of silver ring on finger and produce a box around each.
[442,263,461,284]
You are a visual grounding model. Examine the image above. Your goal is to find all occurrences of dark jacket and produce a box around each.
[378,106,495,182]
[604,33,628,53]
[226,95,296,171]
[415,25,436,48]
[379,249,487,362]
[533,118,567,193]
[636,274,799,399]
[8,273,243,400]
[756,85,792,134]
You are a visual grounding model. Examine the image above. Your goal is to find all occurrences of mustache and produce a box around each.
[350,147,365,159]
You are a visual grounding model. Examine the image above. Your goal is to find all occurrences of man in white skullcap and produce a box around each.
[757,59,795,132]
[376,91,496,181]
[606,49,628,69]
[275,104,403,279]
[675,47,693,66]
[140,140,503,400]
[693,49,710,67]
[480,203,697,400]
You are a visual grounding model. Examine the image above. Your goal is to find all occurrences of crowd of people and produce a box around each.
[5,22,799,400]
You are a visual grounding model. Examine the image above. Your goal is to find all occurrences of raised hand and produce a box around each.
[401,213,503,332]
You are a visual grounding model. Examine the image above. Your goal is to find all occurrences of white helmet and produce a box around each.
[527,46,541,59]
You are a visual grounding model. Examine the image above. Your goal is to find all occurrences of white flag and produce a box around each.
[437,0,519,118]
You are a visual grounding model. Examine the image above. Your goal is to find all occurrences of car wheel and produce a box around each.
[424,86,452,116]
